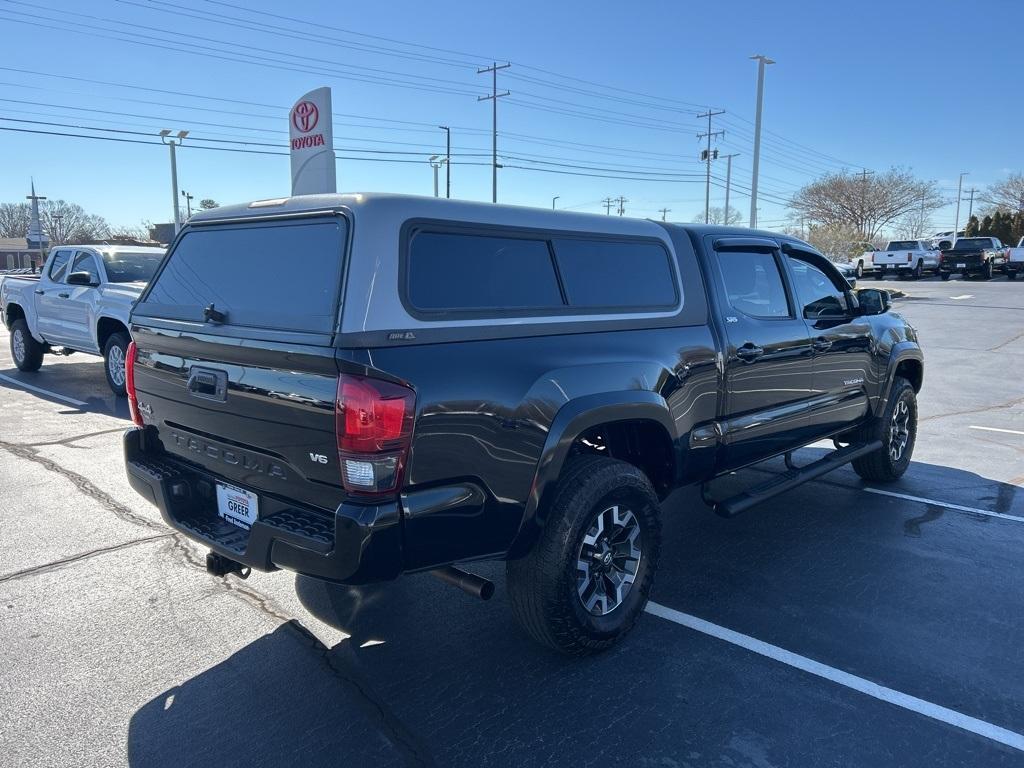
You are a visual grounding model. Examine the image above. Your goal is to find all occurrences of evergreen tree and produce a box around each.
[979,214,994,236]
[964,215,980,236]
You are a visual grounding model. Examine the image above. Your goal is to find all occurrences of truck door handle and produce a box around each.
[34,289,44,295]
[812,337,833,352]
[735,343,765,362]
[58,292,70,299]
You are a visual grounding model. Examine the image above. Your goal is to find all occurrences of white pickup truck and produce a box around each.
[1007,237,1024,281]
[871,240,939,280]
[1,245,165,395]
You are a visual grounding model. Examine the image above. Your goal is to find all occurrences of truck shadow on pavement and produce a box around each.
[0,362,130,418]
[126,462,1024,768]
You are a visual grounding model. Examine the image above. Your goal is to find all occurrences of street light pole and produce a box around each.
[429,156,441,198]
[438,126,451,198]
[953,171,968,245]
[552,196,559,210]
[181,190,194,219]
[749,54,774,229]
[160,129,189,233]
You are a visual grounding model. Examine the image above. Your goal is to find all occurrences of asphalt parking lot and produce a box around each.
[2,275,1023,767]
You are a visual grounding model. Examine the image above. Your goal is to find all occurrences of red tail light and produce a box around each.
[125,340,143,427]
[335,373,415,495]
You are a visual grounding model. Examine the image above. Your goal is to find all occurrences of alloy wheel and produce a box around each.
[889,398,911,462]
[576,504,642,616]
[12,328,25,365]
[107,344,126,387]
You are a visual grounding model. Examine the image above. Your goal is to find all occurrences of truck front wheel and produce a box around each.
[852,377,917,482]
[506,456,662,655]
[103,331,130,396]
[10,319,43,372]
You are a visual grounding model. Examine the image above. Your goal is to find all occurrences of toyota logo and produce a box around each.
[291,101,319,133]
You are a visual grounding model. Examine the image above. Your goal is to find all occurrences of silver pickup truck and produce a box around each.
[1,245,165,395]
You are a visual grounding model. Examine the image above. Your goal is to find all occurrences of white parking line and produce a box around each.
[0,372,87,407]
[644,601,1024,753]
[863,487,1024,523]
[949,294,974,300]
[969,425,1024,437]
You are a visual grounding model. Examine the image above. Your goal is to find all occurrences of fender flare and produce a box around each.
[509,391,676,556]
[879,343,923,412]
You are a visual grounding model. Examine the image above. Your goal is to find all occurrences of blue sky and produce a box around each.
[0,0,1020,233]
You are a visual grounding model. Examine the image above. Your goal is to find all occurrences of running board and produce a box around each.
[709,440,882,518]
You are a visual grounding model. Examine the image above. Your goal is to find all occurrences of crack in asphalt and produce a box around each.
[918,395,1024,423]
[0,533,174,583]
[0,438,166,532]
[286,619,436,768]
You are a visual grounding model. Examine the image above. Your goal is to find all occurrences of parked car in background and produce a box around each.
[849,241,879,278]
[937,237,1007,280]
[872,240,939,280]
[1006,237,1024,281]
[122,193,923,654]
[929,231,964,250]
[831,260,859,287]
[1,245,166,394]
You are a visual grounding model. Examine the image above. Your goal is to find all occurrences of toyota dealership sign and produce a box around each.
[289,87,336,196]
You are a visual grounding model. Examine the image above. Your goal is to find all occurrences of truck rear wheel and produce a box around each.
[10,319,43,372]
[103,331,130,396]
[506,456,661,655]
[940,272,951,281]
[852,377,917,483]
[984,261,994,280]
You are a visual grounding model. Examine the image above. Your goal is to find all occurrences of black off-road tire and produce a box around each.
[984,261,994,280]
[10,318,43,372]
[913,261,924,279]
[506,456,662,655]
[1008,271,1017,281]
[852,377,917,483]
[940,271,951,281]
[102,331,130,397]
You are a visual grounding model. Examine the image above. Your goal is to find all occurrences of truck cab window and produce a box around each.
[71,252,100,284]
[48,250,72,282]
[787,257,849,318]
[718,250,789,319]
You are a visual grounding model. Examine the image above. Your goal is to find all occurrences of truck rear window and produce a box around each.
[887,241,919,250]
[137,218,346,334]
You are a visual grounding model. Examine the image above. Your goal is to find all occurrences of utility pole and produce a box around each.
[659,208,671,222]
[478,62,510,203]
[551,196,559,210]
[858,168,875,239]
[615,196,628,216]
[954,171,969,244]
[697,109,725,224]
[919,193,927,238]
[181,190,194,219]
[963,187,977,222]
[722,153,740,225]
[438,125,451,198]
[749,54,774,229]
[602,197,614,215]
[159,129,188,233]
[51,214,63,245]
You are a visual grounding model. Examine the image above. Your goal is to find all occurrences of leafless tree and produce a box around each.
[790,168,943,241]
[802,223,866,261]
[691,206,743,226]
[0,202,32,237]
[978,173,1024,214]
[39,200,110,244]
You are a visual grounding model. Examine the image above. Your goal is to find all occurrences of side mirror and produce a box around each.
[66,271,98,287]
[857,288,891,316]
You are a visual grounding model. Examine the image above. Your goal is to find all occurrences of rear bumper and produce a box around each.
[123,427,402,584]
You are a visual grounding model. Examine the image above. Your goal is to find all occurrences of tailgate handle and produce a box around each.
[186,367,228,402]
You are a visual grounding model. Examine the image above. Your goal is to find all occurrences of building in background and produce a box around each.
[148,223,176,245]
[0,238,39,271]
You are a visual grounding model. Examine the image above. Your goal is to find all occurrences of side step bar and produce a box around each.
[709,440,882,518]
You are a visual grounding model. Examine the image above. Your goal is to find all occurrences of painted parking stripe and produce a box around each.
[0,372,87,407]
[949,294,974,300]
[863,487,1024,523]
[644,601,1024,753]
[969,425,1024,437]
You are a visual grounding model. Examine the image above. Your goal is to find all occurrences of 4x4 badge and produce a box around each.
[388,331,416,341]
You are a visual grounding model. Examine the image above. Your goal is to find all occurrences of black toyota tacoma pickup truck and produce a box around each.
[123,194,923,654]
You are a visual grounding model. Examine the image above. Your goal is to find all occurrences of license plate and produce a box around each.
[216,482,258,529]
[956,263,966,268]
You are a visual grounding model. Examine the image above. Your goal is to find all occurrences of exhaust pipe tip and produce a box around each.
[430,565,494,601]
